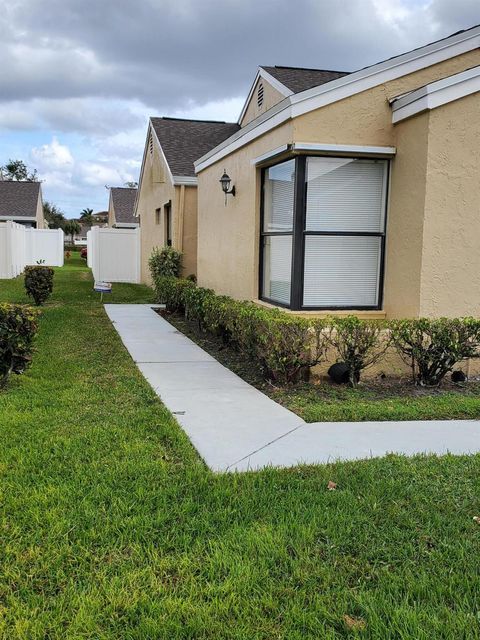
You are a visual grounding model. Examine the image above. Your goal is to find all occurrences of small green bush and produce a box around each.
[154,276,195,313]
[0,304,39,388]
[326,316,389,387]
[390,317,480,386]
[24,266,54,306]
[149,246,183,280]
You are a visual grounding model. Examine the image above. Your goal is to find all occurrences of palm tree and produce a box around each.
[64,220,81,245]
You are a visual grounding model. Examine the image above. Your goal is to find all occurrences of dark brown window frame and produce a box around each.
[259,155,389,311]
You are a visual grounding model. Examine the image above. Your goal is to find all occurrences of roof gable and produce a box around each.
[111,187,138,224]
[260,66,349,94]
[0,181,41,218]
[150,117,240,178]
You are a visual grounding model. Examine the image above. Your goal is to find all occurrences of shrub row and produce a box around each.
[0,304,39,388]
[152,276,480,387]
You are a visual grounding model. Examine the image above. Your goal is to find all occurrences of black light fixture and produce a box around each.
[219,169,235,204]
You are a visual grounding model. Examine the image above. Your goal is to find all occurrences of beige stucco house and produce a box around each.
[136,117,238,282]
[108,187,138,228]
[0,181,45,228]
[193,25,480,319]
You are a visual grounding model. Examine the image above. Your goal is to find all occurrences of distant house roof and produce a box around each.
[0,181,41,218]
[260,66,349,94]
[150,117,240,177]
[111,187,138,224]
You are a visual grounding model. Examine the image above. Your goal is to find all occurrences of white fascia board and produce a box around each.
[392,65,480,123]
[0,215,36,221]
[195,26,480,173]
[172,176,198,186]
[293,142,396,156]
[251,144,291,165]
[237,68,293,124]
[251,142,396,166]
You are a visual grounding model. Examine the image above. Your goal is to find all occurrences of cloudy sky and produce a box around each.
[0,0,478,217]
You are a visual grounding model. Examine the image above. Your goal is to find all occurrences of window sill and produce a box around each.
[253,299,387,319]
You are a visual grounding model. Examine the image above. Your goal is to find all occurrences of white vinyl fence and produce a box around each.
[0,221,64,279]
[87,226,140,283]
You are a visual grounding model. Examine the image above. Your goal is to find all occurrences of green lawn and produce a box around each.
[1,254,480,639]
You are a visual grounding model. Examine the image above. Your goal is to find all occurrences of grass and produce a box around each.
[1,254,480,638]
[166,314,480,423]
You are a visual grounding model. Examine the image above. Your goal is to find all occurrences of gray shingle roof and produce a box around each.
[260,66,349,94]
[150,117,240,177]
[111,187,137,224]
[0,181,41,218]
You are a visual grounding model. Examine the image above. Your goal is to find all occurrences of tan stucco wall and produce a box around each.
[107,193,115,227]
[382,111,430,318]
[419,91,480,317]
[240,77,286,127]
[138,139,198,283]
[36,188,45,229]
[197,121,294,299]
[197,49,480,316]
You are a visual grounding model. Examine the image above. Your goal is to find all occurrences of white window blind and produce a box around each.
[305,157,387,232]
[263,159,295,232]
[262,236,292,304]
[303,236,381,307]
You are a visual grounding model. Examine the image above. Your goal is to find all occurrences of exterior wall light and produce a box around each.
[219,169,235,205]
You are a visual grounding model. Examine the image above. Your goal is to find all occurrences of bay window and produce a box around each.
[260,155,388,310]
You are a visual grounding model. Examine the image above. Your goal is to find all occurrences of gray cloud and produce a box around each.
[1,0,478,112]
[0,0,478,216]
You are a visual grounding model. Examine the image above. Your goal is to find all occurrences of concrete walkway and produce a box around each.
[105,304,480,472]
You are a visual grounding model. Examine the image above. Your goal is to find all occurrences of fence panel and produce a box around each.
[25,228,64,266]
[87,227,140,283]
[0,223,64,278]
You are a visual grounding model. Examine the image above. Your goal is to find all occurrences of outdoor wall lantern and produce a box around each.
[219,169,236,205]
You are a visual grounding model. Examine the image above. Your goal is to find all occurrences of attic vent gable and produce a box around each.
[257,82,264,108]
[148,132,154,155]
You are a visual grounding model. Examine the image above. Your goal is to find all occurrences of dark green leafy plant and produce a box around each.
[24,266,54,306]
[149,246,183,280]
[0,304,39,388]
[390,317,480,386]
[326,316,389,387]
[152,274,328,384]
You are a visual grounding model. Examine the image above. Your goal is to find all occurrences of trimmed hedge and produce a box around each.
[155,276,326,383]
[152,275,480,387]
[0,304,39,388]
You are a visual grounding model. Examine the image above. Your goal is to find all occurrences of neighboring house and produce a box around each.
[0,181,45,228]
[108,188,138,228]
[92,211,109,225]
[192,25,480,319]
[136,117,239,282]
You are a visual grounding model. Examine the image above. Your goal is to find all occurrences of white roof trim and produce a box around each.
[251,142,396,165]
[293,142,396,156]
[172,175,198,186]
[196,26,480,173]
[0,215,36,221]
[237,67,293,124]
[392,65,480,123]
[251,144,290,165]
[113,222,139,228]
